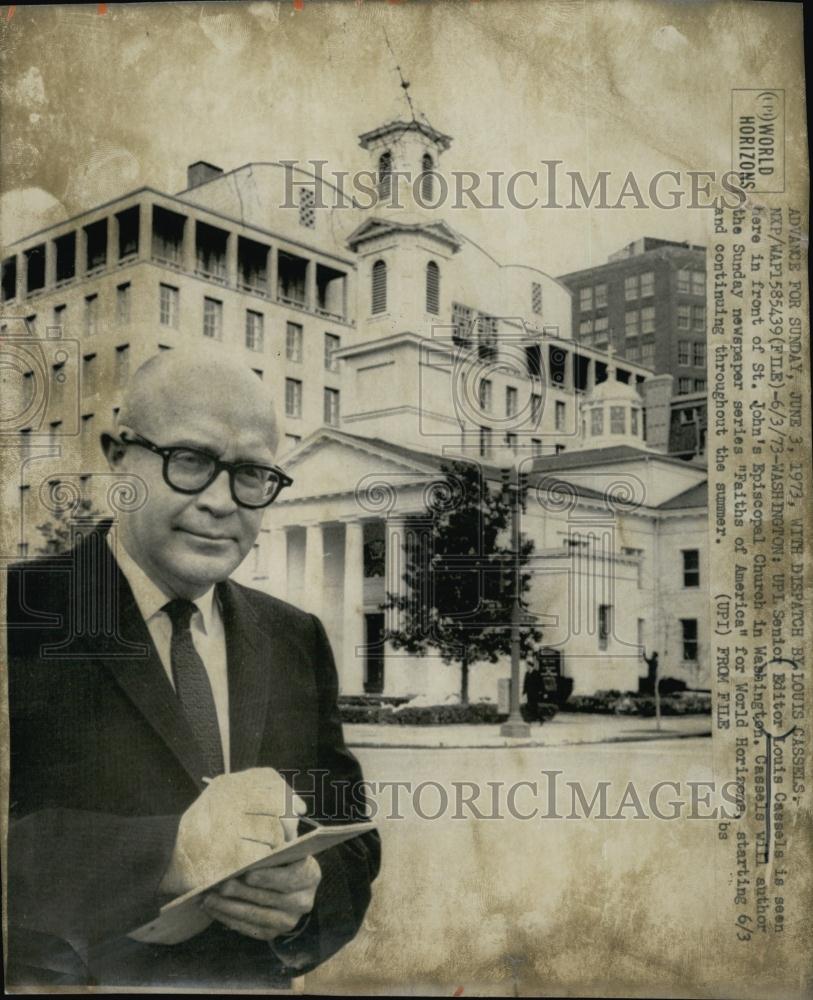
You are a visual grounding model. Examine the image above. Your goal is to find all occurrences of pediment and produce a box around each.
[277,433,435,504]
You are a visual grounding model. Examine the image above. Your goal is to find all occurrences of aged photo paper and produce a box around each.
[1,1,810,995]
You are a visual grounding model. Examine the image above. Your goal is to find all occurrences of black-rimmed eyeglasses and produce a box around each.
[118,433,293,509]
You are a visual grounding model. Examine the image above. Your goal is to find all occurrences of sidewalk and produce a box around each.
[344,711,712,750]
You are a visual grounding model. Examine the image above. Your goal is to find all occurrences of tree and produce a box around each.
[35,499,107,556]
[382,460,544,704]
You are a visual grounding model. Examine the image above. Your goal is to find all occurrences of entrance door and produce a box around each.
[364,612,385,694]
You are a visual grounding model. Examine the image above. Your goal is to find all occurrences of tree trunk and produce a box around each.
[460,656,469,705]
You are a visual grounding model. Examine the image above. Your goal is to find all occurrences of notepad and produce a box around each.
[129,819,376,945]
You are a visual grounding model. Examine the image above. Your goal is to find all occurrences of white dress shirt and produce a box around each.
[108,535,231,772]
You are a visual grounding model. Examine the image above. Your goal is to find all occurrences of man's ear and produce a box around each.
[101,432,125,469]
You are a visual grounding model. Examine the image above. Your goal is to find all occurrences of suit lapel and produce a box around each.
[219,581,274,772]
[99,539,210,789]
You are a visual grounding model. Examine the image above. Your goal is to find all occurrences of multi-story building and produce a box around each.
[558,237,708,458]
[2,119,709,699]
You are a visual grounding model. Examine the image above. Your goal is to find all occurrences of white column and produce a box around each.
[341,521,366,695]
[227,231,239,288]
[303,523,324,619]
[305,258,317,311]
[382,517,409,696]
[139,201,152,261]
[266,526,288,600]
[269,246,278,301]
[183,215,196,273]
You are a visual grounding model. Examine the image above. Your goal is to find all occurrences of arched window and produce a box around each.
[378,151,392,201]
[426,261,440,314]
[372,259,387,314]
[421,153,434,203]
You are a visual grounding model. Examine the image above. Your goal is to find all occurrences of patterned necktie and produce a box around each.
[163,598,224,777]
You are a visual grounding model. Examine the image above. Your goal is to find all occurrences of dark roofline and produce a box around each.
[358,119,453,152]
[558,241,706,283]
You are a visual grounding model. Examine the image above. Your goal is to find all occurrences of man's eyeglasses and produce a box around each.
[118,433,293,509]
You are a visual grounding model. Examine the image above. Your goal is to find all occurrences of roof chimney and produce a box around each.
[186,161,224,190]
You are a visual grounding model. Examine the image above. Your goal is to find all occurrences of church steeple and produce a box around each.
[358,119,453,212]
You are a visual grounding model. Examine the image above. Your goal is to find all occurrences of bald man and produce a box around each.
[6,347,380,989]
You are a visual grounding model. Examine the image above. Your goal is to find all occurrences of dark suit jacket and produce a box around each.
[5,525,380,989]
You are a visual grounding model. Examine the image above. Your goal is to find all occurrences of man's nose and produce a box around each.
[196,468,237,514]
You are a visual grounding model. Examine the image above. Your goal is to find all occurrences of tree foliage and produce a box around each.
[382,460,544,704]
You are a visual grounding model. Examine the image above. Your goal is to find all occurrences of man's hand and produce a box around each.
[160,768,305,897]
[201,856,322,941]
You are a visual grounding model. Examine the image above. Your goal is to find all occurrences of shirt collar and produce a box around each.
[107,533,218,634]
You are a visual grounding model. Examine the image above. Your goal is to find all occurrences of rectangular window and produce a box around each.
[595,283,607,308]
[682,549,700,587]
[505,432,518,453]
[695,378,707,392]
[245,310,264,352]
[477,315,498,361]
[2,256,17,301]
[299,189,316,229]
[579,319,594,337]
[678,377,692,394]
[285,378,302,418]
[53,303,67,330]
[681,618,698,661]
[555,399,566,431]
[692,304,706,330]
[82,353,96,395]
[452,302,474,347]
[640,271,655,297]
[640,341,655,367]
[531,438,543,456]
[203,297,223,340]
[622,546,644,588]
[286,321,303,362]
[55,232,76,284]
[579,287,593,311]
[116,282,131,324]
[693,342,706,367]
[631,407,639,435]
[324,333,341,371]
[625,339,640,363]
[610,405,626,434]
[479,378,493,412]
[641,305,655,334]
[115,344,130,384]
[531,281,543,315]
[84,294,98,337]
[505,386,518,417]
[84,219,108,272]
[590,407,604,435]
[625,310,639,336]
[159,283,179,327]
[624,275,638,301]
[677,269,691,293]
[678,341,691,366]
[677,304,691,329]
[531,393,543,424]
[691,270,705,295]
[598,604,612,650]
[285,434,302,450]
[594,315,608,334]
[479,426,493,458]
[324,387,340,426]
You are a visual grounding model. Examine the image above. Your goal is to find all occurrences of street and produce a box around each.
[308,737,729,996]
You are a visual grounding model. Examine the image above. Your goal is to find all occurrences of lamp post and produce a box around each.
[500,461,531,738]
